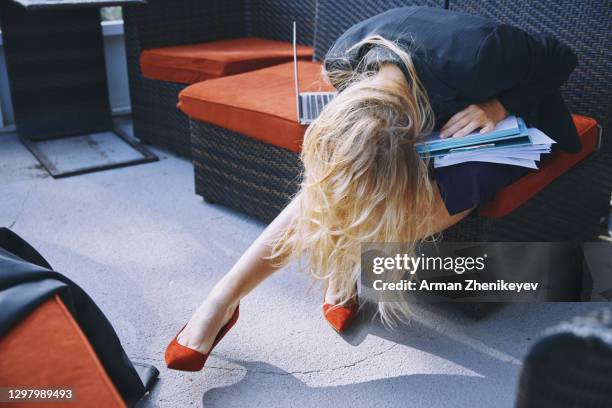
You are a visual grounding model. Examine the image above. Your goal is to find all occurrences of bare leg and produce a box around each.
[324,277,357,305]
[178,197,299,353]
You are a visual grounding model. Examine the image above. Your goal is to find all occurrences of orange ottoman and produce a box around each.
[179,60,332,152]
[0,295,126,408]
[141,37,313,84]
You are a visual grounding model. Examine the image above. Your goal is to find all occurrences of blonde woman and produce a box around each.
[165,6,579,371]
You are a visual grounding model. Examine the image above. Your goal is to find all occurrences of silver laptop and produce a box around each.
[293,22,337,125]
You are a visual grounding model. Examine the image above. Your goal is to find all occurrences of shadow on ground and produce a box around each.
[202,359,490,408]
[202,306,519,407]
[198,302,597,408]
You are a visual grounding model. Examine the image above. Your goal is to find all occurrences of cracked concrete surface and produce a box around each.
[0,121,606,408]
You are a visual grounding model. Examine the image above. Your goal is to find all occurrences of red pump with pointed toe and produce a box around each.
[165,305,239,372]
[322,301,358,333]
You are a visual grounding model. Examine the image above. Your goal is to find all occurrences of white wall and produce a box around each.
[0,20,131,130]
[102,21,132,116]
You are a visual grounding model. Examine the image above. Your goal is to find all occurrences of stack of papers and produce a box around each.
[434,127,555,169]
[415,116,555,169]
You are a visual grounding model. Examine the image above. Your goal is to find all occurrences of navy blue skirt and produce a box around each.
[433,162,531,215]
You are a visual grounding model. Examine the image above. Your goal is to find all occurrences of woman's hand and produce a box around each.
[440,99,508,138]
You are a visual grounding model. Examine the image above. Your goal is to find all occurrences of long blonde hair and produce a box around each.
[272,36,435,326]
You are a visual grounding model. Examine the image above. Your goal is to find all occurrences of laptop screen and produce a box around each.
[293,21,300,123]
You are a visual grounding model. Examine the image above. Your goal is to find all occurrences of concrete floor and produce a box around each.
[0,122,606,408]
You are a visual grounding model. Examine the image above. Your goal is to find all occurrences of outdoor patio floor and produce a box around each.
[1,119,608,408]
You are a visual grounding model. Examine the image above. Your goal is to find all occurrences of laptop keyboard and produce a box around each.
[300,93,336,124]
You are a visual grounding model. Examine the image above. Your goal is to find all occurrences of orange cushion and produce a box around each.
[141,37,313,84]
[0,295,126,408]
[481,115,599,217]
[179,60,334,152]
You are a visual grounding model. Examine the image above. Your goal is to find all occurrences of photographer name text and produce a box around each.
[373,279,539,293]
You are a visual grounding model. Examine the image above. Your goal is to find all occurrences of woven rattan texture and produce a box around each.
[123,8,192,156]
[124,0,243,49]
[244,0,316,45]
[191,120,302,223]
[131,78,191,157]
[516,310,612,407]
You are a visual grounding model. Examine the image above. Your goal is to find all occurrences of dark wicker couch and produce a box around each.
[189,0,446,224]
[188,0,611,241]
[123,0,316,157]
[442,0,612,241]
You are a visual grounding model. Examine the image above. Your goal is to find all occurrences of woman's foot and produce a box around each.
[323,281,358,333]
[177,297,239,354]
[165,297,240,372]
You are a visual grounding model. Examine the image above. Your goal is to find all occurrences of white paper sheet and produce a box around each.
[528,127,557,145]
[433,126,554,169]
[434,156,539,169]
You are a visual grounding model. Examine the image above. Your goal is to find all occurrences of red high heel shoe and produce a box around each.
[165,304,239,372]
[322,300,358,333]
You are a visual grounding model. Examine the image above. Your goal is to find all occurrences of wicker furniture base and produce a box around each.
[130,77,191,158]
[123,10,195,158]
[191,120,302,223]
[516,309,612,408]
[191,118,611,240]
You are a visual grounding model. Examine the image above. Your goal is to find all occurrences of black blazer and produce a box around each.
[324,6,581,152]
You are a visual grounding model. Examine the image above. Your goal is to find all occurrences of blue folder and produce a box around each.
[416,117,531,158]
